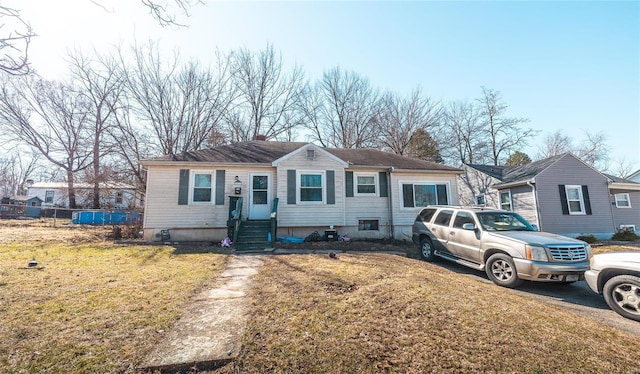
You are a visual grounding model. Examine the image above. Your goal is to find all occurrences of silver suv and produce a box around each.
[412,205,592,288]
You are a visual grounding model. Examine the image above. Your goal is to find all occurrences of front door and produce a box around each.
[248,173,271,220]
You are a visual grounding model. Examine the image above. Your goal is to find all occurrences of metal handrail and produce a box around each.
[269,197,279,243]
[232,197,243,244]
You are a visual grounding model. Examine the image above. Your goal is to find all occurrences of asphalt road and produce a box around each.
[435,260,640,337]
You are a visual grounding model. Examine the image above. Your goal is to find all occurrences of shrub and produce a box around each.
[576,234,598,244]
[611,230,640,241]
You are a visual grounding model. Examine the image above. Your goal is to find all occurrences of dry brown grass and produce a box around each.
[0,221,228,373]
[219,253,640,374]
[2,219,639,373]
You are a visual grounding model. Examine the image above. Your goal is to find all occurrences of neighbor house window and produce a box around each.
[402,183,448,208]
[115,191,124,204]
[355,173,376,195]
[191,171,213,203]
[500,191,512,211]
[615,193,631,208]
[564,185,585,214]
[299,172,324,203]
[476,194,485,206]
[45,191,54,204]
[358,219,379,231]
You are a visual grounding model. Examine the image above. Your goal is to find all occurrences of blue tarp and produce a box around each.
[72,211,141,225]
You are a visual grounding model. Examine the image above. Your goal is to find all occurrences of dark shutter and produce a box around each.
[559,185,569,215]
[345,171,354,197]
[402,184,414,208]
[437,184,448,205]
[379,171,388,197]
[582,185,592,215]
[287,170,296,204]
[215,170,225,205]
[178,169,189,205]
[326,170,335,204]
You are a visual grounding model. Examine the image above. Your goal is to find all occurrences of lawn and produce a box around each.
[0,220,228,373]
[1,220,639,373]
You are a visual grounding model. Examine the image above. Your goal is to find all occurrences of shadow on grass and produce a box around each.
[413,256,610,311]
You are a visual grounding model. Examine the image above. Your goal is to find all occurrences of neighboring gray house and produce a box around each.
[27,182,141,209]
[140,140,463,243]
[458,153,640,239]
[629,169,640,183]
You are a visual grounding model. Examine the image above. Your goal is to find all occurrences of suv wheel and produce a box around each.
[603,275,640,322]
[419,237,436,262]
[485,253,523,288]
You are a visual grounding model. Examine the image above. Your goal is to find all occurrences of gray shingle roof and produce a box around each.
[466,164,506,179]
[145,141,461,172]
[467,153,567,184]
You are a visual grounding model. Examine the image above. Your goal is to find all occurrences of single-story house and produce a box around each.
[140,140,463,243]
[0,196,43,218]
[458,153,640,239]
[27,182,141,209]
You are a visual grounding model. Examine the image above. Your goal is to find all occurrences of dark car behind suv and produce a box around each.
[412,205,592,288]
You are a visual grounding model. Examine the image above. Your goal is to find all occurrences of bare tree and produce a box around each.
[305,67,380,148]
[122,41,232,155]
[537,130,572,159]
[226,44,305,141]
[139,0,203,26]
[575,130,609,170]
[0,149,40,196]
[67,49,125,208]
[476,87,536,166]
[440,101,488,165]
[536,129,610,170]
[0,75,93,208]
[377,88,442,155]
[0,5,34,75]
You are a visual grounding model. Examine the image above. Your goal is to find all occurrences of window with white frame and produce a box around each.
[355,173,376,195]
[565,185,585,214]
[401,183,448,208]
[45,190,54,204]
[191,171,213,203]
[476,194,485,206]
[299,172,324,203]
[615,193,631,208]
[500,191,512,211]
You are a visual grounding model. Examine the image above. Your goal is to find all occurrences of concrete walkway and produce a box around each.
[140,254,264,373]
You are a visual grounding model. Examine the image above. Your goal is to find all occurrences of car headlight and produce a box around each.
[526,245,549,261]
[585,244,593,258]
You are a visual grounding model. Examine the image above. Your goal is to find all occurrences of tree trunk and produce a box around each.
[67,170,77,209]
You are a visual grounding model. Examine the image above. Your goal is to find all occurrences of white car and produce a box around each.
[585,251,640,322]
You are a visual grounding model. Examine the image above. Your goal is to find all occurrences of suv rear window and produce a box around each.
[433,210,453,226]
[417,208,437,223]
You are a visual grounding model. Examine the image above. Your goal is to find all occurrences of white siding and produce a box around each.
[275,149,346,228]
[457,166,501,208]
[344,169,390,239]
[391,172,460,240]
[143,165,274,240]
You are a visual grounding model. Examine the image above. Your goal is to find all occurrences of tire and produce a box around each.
[419,237,436,262]
[603,274,640,322]
[485,253,523,288]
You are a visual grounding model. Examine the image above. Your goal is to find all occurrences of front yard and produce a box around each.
[0,219,639,373]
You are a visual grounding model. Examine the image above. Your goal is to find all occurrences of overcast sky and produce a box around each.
[8,0,640,172]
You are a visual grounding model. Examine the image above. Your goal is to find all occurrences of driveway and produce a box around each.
[436,260,640,337]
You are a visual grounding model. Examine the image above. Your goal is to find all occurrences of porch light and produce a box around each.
[234,176,242,195]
